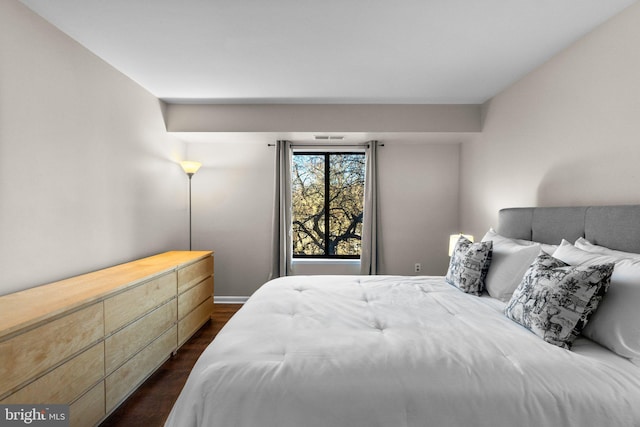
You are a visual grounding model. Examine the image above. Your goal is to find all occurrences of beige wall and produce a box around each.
[460,3,640,239]
[0,0,187,295]
[377,141,460,277]
[167,104,481,133]
[187,141,274,298]
[186,140,460,297]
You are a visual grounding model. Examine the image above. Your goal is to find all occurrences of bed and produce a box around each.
[165,205,640,427]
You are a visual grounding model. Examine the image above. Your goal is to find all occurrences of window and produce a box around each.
[292,152,366,258]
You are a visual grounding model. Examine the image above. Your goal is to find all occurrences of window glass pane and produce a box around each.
[328,154,365,256]
[292,151,365,258]
[292,154,325,256]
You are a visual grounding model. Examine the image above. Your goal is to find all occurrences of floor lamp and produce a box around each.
[180,161,202,250]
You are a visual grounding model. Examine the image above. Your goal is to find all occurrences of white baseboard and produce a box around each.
[214,296,249,304]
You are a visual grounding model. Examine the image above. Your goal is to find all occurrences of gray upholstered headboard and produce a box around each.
[497,205,640,254]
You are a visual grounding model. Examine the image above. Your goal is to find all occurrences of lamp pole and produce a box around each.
[180,161,202,251]
[187,172,194,250]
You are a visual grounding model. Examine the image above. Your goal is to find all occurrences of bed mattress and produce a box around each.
[166,275,640,427]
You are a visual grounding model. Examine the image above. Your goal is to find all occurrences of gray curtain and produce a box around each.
[360,141,379,275]
[269,140,293,280]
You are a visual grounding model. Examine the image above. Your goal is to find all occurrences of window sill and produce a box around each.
[292,258,361,266]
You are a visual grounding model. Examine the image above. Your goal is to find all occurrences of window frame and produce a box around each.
[291,150,366,260]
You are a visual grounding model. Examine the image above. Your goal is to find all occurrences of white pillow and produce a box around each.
[483,228,558,253]
[481,229,543,302]
[553,240,640,363]
[575,237,640,262]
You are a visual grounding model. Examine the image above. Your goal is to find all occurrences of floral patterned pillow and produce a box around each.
[445,236,493,295]
[504,252,614,349]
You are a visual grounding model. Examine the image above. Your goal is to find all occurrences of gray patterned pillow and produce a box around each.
[445,236,493,295]
[504,252,614,349]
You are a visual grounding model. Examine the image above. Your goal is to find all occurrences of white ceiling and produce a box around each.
[18,0,637,105]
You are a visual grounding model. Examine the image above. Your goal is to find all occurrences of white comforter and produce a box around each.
[166,275,640,427]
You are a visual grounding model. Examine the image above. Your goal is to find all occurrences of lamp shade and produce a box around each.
[180,161,202,175]
[448,234,474,256]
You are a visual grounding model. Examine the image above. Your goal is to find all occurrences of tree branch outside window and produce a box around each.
[292,152,365,258]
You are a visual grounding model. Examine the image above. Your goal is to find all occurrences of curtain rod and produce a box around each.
[267,142,384,147]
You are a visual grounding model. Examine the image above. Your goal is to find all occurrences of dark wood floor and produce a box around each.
[99,303,242,427]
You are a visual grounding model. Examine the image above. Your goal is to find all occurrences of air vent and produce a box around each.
[314,135,344,140]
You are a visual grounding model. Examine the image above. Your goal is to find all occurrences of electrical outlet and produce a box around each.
[414,263,422,273]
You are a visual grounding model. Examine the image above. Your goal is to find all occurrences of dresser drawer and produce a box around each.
[104,272,177,335]
[70,382,105,427]
[1,342,103,405]
[105,298,177,374]
[178,256,213,293]
[105,325,177,412]
[0,303,104,398]
[178,276,213,320]
[178,297,213,346]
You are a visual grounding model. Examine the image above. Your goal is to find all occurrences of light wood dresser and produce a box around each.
[0,250,213,426]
